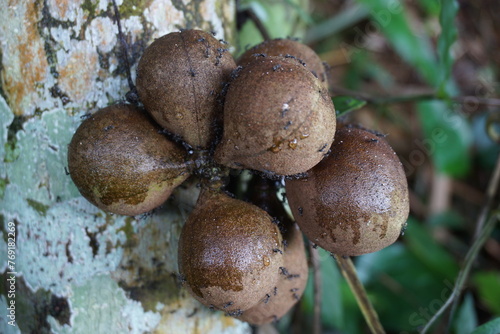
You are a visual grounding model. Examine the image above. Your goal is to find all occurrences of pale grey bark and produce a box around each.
[0,0,249,333]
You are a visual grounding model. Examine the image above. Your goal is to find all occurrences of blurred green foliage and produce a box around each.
[236,0,499,332]
[454,293,478,334]
[472,271,500,316]
[418,100,472,177]
[332,96,367,117]
[236,0,309,57]
[471,318,500,334]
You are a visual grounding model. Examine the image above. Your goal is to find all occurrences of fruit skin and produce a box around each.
[285,126,409,256]
[136,29,236,149]
[68,104,189,216]
[178,188,284,314]
[238,38,329,90]
[239,223,308,325]
[215,56,336,176]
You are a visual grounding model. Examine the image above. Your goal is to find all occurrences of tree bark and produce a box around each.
[0,1,249,333]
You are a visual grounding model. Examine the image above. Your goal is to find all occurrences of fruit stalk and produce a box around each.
[334,254,386,334]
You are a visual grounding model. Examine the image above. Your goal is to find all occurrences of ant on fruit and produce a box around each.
[318,143,328,152]
[225,309,243,317]
[222,301,234,309]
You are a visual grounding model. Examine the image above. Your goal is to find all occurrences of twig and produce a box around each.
[309,243,322,334]
[334,255,386,334]
[112,0,137,101]
[329,86,500,108]
[473,154,500,239]
[240,8,271,41]
[283,186,383,333]
[444,154,500,331]
[420,209,500,334]
[420,153,500,333]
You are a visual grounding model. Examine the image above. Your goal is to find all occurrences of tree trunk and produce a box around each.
[0,1,250,333]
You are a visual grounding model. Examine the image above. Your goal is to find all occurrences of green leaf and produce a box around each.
[437,0,459,96]
[472,271,500,315]
[332,96,367,117]
[236,0,309,57]
[356,241,457,332]
[417,0,441,16]
[417,100,472,177]
[471,318,500,334]
[355,0,439,86]
[453,293,478,334]
[404,218,459,280]
[305,4,370,44]
[427,210,465,230]
[301,249,363,333]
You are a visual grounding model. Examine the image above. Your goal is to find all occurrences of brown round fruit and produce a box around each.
[68,104,190,216]
[285,126,409,256]
[238,38,328,89]
[136,29,236,149]
[239,223,308,324]
[178,188,284,314]
[214,56,336,176]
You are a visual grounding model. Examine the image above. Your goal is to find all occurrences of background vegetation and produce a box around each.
[237,0,500,333]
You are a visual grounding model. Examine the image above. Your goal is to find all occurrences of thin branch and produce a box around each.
[473,154,500,239]
[309,243,322,334]
[420,154,500,333]
[420,209,500,334]
[112,0,137,102]
[334,255,386,334]
[241,8,271,41]
[330,86,500,108]
[444,154,500,331]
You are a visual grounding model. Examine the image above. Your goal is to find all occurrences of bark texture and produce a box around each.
[0,1,250,333]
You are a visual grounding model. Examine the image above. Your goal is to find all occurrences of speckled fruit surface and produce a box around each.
[68,104,189,216]
[178,189,284,314]
[215,56,335,176]
[136,29,236,149]
[286,126,409,256]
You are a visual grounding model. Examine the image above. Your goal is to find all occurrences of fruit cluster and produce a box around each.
[67,29,409,323]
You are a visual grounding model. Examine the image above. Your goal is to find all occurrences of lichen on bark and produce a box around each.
[0,1,248,333]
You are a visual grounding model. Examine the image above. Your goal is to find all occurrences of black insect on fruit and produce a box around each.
[178,188,284,313]
[239,222,308,324]
[238,38,329,90]
[236,176,308,324]
[136,29,236,149]
[215,56,336,176]
[68,104,190,216]
[285,126,410,256]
